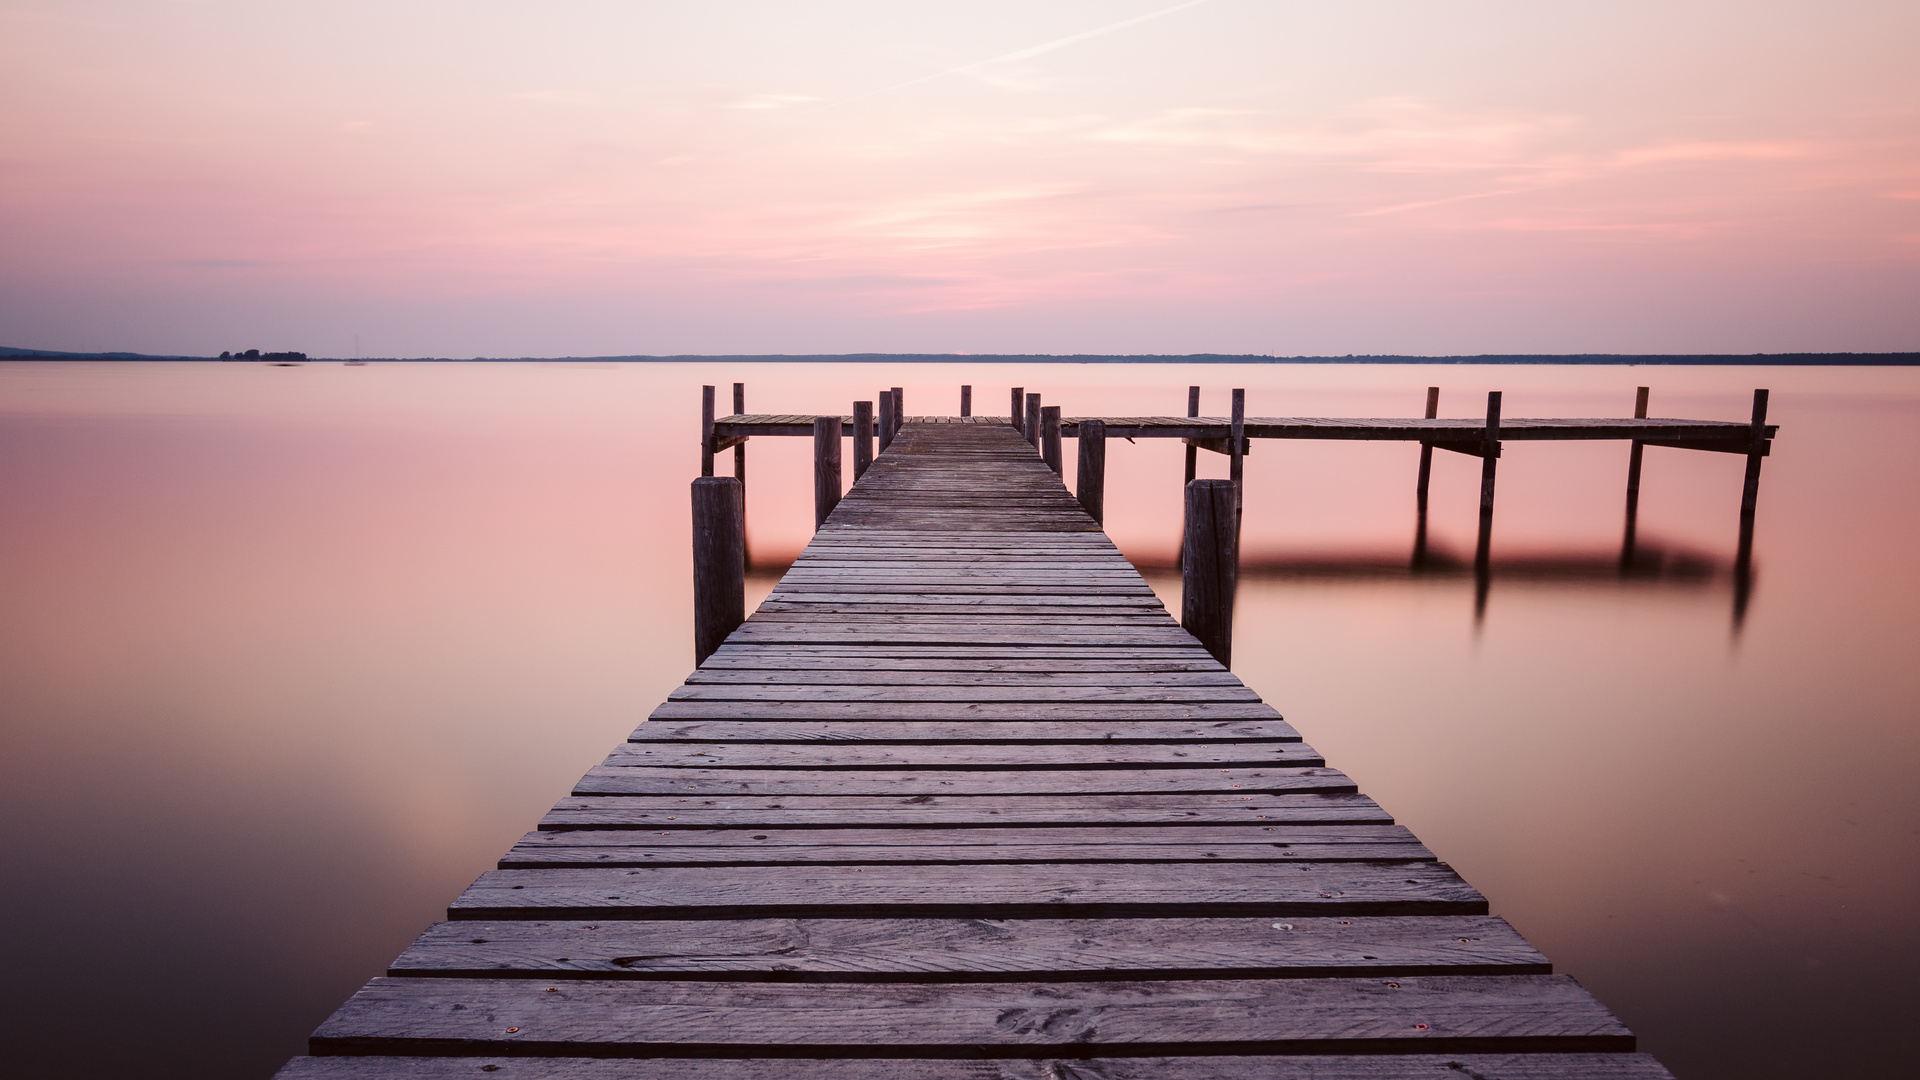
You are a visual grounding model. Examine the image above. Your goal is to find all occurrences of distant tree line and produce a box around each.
[219,349,307,361]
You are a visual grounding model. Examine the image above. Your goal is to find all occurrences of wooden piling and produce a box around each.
[960,385,972,417]
[1010,387,1024,434]
[1182,478,1238,667]
[853,400,874,479]
[1077,418,1106,526]
[892,387,904,437]
[731,383,747,488]
[1736,389,1769,576]
[878,390,895,452]
[1230,389,1246,534]
[700,385,715,478]
[813,416,842,528]
[1414,386,1439,569]
[1622,386,1649,569]
[1475,391,1503,573]
[1184,385,1200,486]
[1041,405,1062,474]
[689,476,744,665]
[1026,393,1042,451]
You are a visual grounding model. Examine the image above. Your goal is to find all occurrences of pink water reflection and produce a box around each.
[1,360,1916,1078]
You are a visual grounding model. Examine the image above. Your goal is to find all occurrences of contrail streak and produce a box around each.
[835,1,1213,104]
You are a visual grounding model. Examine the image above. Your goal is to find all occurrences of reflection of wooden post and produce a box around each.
[1622,386,1649,569]
[1229,388,1246,536]
[1077,419,1106,526]
[732,383,747,489]
[1180,386,1199,564]
[691,477,744,665]
[878,390,895,452]
[1011,387,1024,434]
[853,401,874,479]
[960,385,971,417]
[1041,406,1062,474]
[1414,386,1439,569]
[1026,393,1042,451]
[1474,391,1503,573]
[1182,479,1238,667]
[813,417,842,528]
[700,385,715,477]
[1184,386,1200,485]
[1735,389,1770,577]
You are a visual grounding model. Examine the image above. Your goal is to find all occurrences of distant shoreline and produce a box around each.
[4,349,1918,366]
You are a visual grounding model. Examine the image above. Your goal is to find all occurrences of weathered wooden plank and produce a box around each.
[755,602,1170,616]
[665,685,1261,704]
[392,914,1537,980]
[278,1054,1676,1080]
[600,742,1322,770]
[500,841,1428,867]
[648,703,1283,722]
[575,765,1351,797]
[450,862,1485,919]
[681,670,1243,687]
[699,654,1225,672]
[627,721,1300,743]
[310,973,1624,1056]
[520,821,1413,844]
[540,793,1395,829]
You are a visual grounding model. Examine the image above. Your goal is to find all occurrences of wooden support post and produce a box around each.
[813,416,842,528]
[1026,393,1042,451]
[1184,385,1200,485]
[1474,391,1503,574]
[878,390,895,452]
[1077,419,1106,526]
[700,384,715,477]
[1182,479,1238,667]
[731,383,747,488]
[892,386,904,435]
[1230,388,1246,535]
[853,400,874,479]
[1414,386,1439,569]
[960,385,972,417]
[690,476,744,666]
[1622,386,1649,570]
[1010,387,1024,434]
[1735,388,1770,577]
[1041,406,1062,474]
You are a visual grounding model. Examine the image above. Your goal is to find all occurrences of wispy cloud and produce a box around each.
[841,0,1212,104]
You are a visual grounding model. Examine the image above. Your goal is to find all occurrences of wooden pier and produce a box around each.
[276,409,1691,1078]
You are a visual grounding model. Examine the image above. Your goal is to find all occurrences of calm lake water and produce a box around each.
[2,361,1915,1079]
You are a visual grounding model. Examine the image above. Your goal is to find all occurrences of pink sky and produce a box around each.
[2,0,1916,356]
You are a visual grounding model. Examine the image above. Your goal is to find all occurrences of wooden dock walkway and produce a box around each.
[278,420,1673,1079]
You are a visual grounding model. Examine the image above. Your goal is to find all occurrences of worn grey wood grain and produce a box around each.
[280,1054,1675,1080]
[517,824,1415,847]
[450,862,1485,919]
[393,915,1538,980]
[627,720,1299,743]
[665,685,1257,704]
[539,793,1395,830]
[311,974,1626,1056]
[600,742,1323,770]
[679,672,1239,688]
[575,765,1353,797]
[647,702,1286,721]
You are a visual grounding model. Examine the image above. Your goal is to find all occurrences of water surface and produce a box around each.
[1,361,1914,1078]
